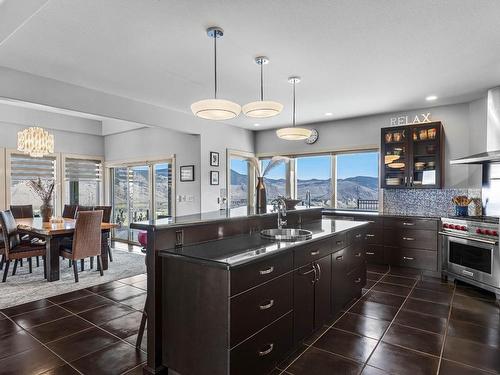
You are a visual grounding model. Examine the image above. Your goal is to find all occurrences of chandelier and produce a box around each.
[276,77,312,140]
[17,127,54,157]
[242,56,283,118]
[191,26,241,120]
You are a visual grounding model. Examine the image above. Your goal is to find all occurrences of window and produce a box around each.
[336,151,379,211]
[9,153,57,216]
[295,155,332,207]
[110,159,173,243]
[64,157,102,206]
[261,158,287,203]
[229,156,250,212]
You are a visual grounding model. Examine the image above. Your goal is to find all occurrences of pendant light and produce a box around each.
[276,77,312,140]
[242,56,283,118]
[191,27,241,120]
[17,126,54,157]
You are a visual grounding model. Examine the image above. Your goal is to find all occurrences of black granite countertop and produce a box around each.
[130,206,322,230]
[158,219,368,268]
[322,209,441,220]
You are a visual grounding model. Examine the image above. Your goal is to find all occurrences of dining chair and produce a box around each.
[76,205,94,213]
[62,204,78,219]
[60,210,104,282]
[9,204,35,267]
[94,206,113,263]
[0,232,4,271]
[0,210,46,282]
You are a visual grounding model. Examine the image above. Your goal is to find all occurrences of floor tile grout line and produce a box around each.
[1,299,58,318]
[281,266,392,374]
[435,280,456,375]
[441,357,499,375]
[359,266,420,373]
[1,314,85,375]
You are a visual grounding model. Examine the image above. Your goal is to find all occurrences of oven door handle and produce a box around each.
[439,232,498,246]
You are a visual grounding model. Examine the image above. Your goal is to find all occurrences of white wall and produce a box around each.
[105,127,201,216]
[256,101,485,189]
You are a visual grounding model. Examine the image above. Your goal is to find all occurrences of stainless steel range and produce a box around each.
[441,216,500,298]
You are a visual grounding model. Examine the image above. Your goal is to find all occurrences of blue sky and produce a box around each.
[233,152,379,180]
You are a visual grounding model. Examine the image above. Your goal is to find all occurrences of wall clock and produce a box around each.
[305,129,319,144]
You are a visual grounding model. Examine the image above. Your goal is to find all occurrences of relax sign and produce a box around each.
[390,112,431,126]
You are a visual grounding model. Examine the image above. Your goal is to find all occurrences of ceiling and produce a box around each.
[0,0,500,131]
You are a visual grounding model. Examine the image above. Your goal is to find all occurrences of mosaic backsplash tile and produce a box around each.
[383,188,481,217]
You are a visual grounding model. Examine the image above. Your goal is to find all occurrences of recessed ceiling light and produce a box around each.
[426,95,438,101]
[254,123,260,127]
[325,112,333,116]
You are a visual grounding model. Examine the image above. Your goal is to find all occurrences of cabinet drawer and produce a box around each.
[388,247,437,271]
[231,252,293,295]
[332,233,348,252]
[348,227,366,247]
[294,238,334,268]
[230,312,293,375]
[365,244,386,264]
[349,265,367,293]
[230,273,293,347]
[384,218,438,231]
[356,217,383,228]
[384,228,437,251]
[365,227,383,245]
[345,245,366,272]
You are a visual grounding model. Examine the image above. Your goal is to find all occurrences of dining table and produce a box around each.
[14,217,117,282]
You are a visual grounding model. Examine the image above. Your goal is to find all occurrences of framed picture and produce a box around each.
[210,170,219,185]
[210,151,220,167]
[180,165,195,182]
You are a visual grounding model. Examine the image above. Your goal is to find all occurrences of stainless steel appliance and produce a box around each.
[441,216,500,298]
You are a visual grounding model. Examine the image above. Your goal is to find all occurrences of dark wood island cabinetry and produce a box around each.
[131,208,368,375]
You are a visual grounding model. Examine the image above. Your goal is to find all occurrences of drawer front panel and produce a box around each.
[348,227,366,248]
[344,244,366,273]
[231,252,293,295]
[294,238,334,268]
[384,218,438,231]
[365,227,383,245]
[365,244,386,264]
[388,247,437,271]
[349,265,367,294]
[354,216,383,228]
[384,229,437,251]
[332,233,348,252]
[230,313,293,375]
[230,273,293,347]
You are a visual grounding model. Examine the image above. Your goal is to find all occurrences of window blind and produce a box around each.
[10,154,56,180]
[65,158,102,181]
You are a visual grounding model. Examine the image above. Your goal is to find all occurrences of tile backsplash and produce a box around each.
[383,188,481,217]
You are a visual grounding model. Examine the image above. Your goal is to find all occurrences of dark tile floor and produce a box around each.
[2,265,500,375]
[276,264,500,375]
[0,274,147,375]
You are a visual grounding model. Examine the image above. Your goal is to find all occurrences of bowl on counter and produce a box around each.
[284,198,302,210]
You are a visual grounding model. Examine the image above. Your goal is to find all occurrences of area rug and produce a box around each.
[0,249,146,309]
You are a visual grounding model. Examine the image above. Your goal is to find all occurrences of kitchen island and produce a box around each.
[131,207,369,375]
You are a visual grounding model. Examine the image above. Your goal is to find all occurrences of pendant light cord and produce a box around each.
[260,62,264,101]
[292,81,296,127]
[214,33,218,99]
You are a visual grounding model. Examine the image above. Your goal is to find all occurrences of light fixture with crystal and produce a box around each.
[17,126,54,157]
[242,56,283,118]
[191,27,241,120]
[276,77,312,140]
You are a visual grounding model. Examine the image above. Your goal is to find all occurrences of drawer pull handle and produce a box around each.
[355,234,362,239]
[354,277,362,284]
[259,299,275,310]
[366,252,375,255]
[403,256,414,260]
[336,240,343,245]
[258,343,274,356]
[402,237,415,241]
[403,222,415,226]
[259,266,274,275]
[355,252,362,257]
[310,250,320,256]
[366,234,375,238]
[336,255,344,261]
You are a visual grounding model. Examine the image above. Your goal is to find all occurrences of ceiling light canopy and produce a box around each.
[191,27,241,121]
[276,77,312,141]
[17,126,54,157]
[426,95,438,101]
[243,56,283,118]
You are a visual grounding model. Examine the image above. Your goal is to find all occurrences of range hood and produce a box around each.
[450,87,500,165]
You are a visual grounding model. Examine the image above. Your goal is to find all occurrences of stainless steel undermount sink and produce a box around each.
[260,228,313,242]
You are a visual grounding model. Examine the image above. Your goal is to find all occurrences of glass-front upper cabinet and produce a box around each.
[381,122,443,189]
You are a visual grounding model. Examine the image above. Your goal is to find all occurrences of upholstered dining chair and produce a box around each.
[0,210,46,282]
[0,232,4,271]
[62,204,78,219]
[76,205,94,213]
[94,206,113,263]
[9,205,34,219]
[60,210,104,282]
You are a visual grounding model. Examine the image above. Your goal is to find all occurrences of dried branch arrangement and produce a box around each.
[27,178,55,204]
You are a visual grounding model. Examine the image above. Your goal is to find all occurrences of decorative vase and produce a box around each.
[40,203,53,222]
[256,177,267,214]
